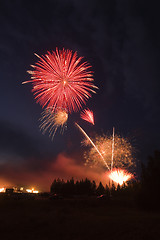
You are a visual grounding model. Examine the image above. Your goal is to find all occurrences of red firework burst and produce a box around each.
[80,109,94,125]
[23,48,98,113]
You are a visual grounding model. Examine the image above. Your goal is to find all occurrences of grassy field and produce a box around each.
[0,197,160,240]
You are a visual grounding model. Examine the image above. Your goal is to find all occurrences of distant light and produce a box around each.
[26,189,32,193]
[26,188,39,193]
[33,190,39,194]
[0,188,5,193]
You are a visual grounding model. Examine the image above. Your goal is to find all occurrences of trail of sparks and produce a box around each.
[111,127,115,171]
[80,109,94,125]
[75,122,110,170]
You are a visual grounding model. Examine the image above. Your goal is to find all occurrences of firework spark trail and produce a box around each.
[111,127,115,171]
[80,109,94,125]
[75,122,110,170]
[22,48,98,113]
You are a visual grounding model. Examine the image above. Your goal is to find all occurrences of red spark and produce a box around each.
[80,109,94,125]
[23,48,98,113]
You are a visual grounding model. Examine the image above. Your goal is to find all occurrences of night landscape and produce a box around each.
[0,1,160,239]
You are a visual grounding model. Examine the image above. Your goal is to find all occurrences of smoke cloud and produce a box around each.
[0,153,109,191]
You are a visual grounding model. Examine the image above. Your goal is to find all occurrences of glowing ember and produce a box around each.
[80,109,94,125]
[39,108,68,139]
[23,48,98,113]
[108,169,132,185]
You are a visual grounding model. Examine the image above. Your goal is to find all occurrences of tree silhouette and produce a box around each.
[96,182,105,195]
[137,150,160,210]
[51,178,98,196]
[50,178,64,194]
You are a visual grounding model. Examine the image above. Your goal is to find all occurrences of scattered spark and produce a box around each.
[80,109,94,125]
[84,134,135,170]
[108,169,133,185]
[23,48,98,113]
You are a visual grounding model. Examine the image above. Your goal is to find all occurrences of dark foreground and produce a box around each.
[0,197,160,240]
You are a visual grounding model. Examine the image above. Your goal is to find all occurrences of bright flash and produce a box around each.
[0,188,5,193]
[108,169,132,185]
[63,80,67,86]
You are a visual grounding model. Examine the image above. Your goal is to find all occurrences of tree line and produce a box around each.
[50,150,160,210]
[51,178,111,196]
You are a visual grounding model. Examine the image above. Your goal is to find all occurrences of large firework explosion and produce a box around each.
[23,48,98,113]
[84,133,135,171]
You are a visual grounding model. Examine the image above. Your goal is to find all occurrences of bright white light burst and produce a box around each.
[108,169,132,185]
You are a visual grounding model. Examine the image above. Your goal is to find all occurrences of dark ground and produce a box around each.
[0,197,160,240]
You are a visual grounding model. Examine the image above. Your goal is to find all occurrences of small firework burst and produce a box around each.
[108,169,133,185]
[80,109,94,125]
[39,108,68,140]
[23,48,98,113]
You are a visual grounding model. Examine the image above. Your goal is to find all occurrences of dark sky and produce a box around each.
[0,0,160,190]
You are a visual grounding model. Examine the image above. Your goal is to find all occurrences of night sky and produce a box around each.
[0,0,160,191]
